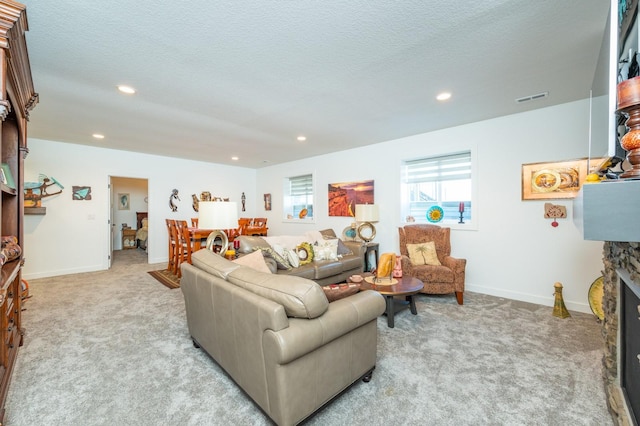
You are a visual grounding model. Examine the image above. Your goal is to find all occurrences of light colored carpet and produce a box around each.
[5,249,612,425]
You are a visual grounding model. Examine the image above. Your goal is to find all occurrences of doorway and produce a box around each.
[110,176,149,268]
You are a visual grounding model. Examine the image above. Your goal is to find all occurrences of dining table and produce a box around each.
[188,228,214,251]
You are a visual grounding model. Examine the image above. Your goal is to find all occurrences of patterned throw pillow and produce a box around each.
[296,242,314,265]
[406,242,441,266]
[314,239,339,261]
[255,247,292,270]
[322,234,352,256]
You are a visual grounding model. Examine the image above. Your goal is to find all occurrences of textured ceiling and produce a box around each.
[21,0,611,168]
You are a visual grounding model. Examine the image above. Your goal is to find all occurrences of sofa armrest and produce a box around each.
[263,290,385,365]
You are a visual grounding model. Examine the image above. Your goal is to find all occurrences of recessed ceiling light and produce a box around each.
[297,136,307,141]
[92,133,105,139]
[436,92,452,101]
[231,156,239,161]
[117,85,136,94]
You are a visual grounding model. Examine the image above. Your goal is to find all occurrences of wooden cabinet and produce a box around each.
[0,1,38,421]
[122,228,137,249]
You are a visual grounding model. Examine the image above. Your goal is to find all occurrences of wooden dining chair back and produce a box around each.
[238,218,251,235]
[175,220,194,278]
[165,219,178,273]
[191,218,198,227]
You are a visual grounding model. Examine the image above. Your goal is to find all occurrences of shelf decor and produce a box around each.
[1,163,14,189]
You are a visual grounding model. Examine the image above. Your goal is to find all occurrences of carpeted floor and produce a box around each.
[4,249,613,425]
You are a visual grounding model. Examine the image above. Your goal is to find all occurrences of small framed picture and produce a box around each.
[118,193,130,210]
[264,193,272,211]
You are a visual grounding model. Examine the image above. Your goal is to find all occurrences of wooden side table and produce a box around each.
[122,228,137,250]
[363,242,379,272]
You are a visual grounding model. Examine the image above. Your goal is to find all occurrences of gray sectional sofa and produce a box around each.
[235,229,365,286]
[180,249,385,425]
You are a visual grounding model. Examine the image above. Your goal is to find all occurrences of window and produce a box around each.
[283,173,314,220]
[401,151,472,224]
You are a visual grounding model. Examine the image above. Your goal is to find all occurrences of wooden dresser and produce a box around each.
[0,1,38,421]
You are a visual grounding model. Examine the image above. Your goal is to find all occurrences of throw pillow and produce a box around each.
[314,239,339,261]
[296,242,314,265]
[322,283,361,302]
[255,247,292,270]
[233,250,272,274]
[406,242,441,266]
[322,234,352,256]
[286,249,300,268]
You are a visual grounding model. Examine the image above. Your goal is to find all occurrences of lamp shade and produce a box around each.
[198,201,238,230]
[355,204,379,222]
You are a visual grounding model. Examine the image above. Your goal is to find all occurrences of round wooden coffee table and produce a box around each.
[358,276,424,328]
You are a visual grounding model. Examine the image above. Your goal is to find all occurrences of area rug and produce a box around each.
[147,269,180,289]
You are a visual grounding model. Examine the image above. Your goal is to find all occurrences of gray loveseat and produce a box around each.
[235,229,365,286]
[181,250,385,425]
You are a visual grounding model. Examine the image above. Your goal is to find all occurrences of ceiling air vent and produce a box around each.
[515,91,549,103]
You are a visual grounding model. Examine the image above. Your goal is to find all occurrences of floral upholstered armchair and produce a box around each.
[398,224,466,305]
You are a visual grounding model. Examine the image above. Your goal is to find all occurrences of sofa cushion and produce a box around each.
[192,249,241,279]
[279,264,316,280]
[340,254,363,271]
[233,249,272,274]
[407,241,441,266]
[314,260,343,279]
[227,267,329,319]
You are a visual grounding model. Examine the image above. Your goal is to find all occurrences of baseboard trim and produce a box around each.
[466,283,591,314]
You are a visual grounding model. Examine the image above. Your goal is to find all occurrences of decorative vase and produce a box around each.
[552,282,571,319]
[616,76,640,178]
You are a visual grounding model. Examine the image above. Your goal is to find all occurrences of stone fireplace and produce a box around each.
[602,241,640,425]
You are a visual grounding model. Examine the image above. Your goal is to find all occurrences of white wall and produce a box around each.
[255,99,604,313]
[23,140,256,279]
[23,99,604,313]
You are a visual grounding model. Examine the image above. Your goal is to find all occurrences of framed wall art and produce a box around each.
[521,158,604,200]
[118,193,130,210]
[328,180,374,217]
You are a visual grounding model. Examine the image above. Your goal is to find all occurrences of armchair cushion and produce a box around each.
[406,242,441,266]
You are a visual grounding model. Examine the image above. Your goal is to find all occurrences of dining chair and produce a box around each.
[165,219,178,273]
[175,220,195,278]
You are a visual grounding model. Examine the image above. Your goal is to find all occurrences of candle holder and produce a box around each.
[616,76,640,178]
[458,211,464,224]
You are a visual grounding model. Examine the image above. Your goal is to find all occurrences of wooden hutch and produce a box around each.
[0,0,38,421]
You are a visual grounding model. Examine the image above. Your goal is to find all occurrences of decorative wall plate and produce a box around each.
[426,206,444,223]
[342,226,358,241]
[531,170,561,192]
[588,276,604,321]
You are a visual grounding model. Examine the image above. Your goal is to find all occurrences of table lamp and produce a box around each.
[355,204,379,243]
[198,201,238,254]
